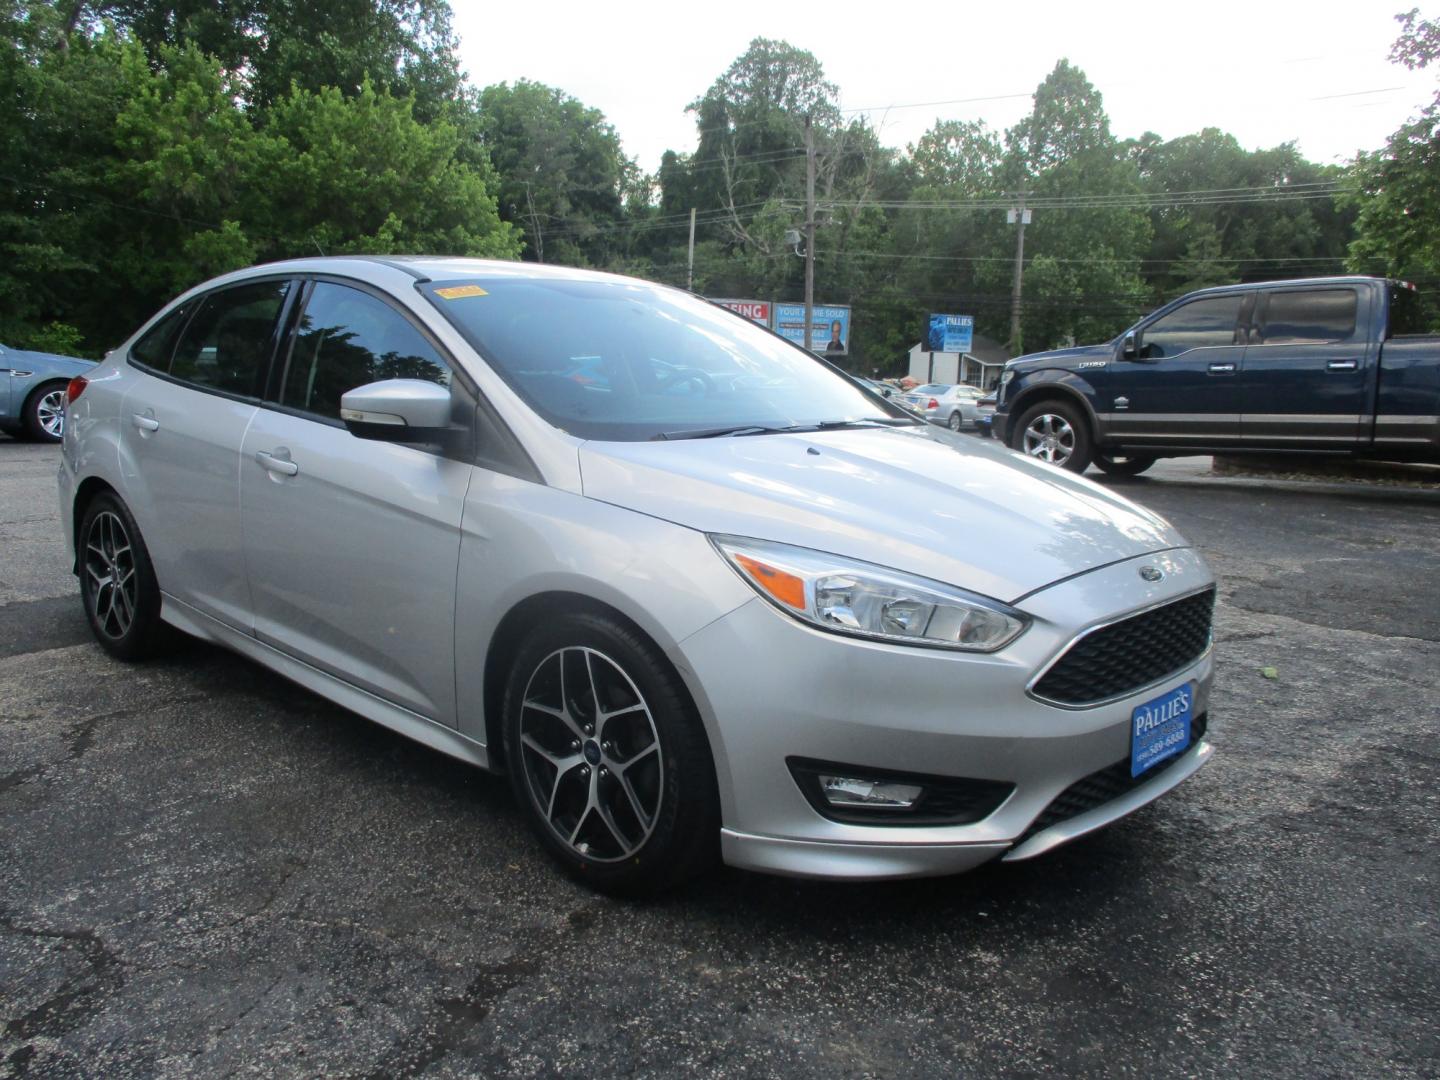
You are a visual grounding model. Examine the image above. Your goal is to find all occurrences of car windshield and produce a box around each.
[422,277,905,441]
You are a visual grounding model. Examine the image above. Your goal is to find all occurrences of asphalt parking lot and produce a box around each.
[3,434,1438,1078]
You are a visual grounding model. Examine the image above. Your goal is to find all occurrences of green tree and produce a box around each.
[0,7,517,353]
[63,0,465,116]
[1001,61,1151,352]
[1347,8,1440,326]
[477,80,632,266]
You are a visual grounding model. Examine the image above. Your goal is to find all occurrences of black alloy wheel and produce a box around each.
[502,611,719,896]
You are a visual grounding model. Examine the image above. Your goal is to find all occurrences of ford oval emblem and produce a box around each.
[1139,566,1164,582]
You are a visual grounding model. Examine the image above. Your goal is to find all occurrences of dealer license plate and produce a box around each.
[1130,682,1194,778]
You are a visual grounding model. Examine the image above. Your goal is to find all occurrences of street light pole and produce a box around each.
[1008,195,1030,354]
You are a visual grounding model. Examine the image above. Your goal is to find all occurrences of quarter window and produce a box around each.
[1259,289,1358,345]
[170,280,291,395]
[129,302,193,372]
[1142,295,1245,358]
[282,283,451,420]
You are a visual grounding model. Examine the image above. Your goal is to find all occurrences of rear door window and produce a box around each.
[1143,295,1246,358]
[1258,289,1358,345]
[280,282,451,421]
[170,280,291,396]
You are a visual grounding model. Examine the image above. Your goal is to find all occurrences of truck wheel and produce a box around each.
[1010,400,1093,473]
[1093,453,1157,477]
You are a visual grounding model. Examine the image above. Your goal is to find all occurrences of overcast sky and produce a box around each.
[451,0,1434,174]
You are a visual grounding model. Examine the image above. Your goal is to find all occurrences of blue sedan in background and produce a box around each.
[0,345,97,442]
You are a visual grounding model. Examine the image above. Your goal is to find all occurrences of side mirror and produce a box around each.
[340,379,454,442]
[1121,331,1146,361]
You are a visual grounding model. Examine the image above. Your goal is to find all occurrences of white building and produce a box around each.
[906,333,1011,390]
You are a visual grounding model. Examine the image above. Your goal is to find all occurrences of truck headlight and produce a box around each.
[711,536,1029,652]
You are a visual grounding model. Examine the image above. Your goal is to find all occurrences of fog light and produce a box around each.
[819,774,923,809]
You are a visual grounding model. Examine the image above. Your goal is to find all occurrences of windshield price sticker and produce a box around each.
[435,285,488,300]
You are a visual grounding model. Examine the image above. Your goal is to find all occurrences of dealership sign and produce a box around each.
[927,313,974,354]
[773,303,852,355]
[712,298,771,325]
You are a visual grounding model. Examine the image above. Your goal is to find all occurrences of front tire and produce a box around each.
[23,381,68,442]
[1092,452,1157,477]
[1010,399,1094,473]
[502,611,719,897]
[78,493,170,660]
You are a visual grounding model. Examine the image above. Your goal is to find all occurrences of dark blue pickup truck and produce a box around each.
[992,277,1439,475]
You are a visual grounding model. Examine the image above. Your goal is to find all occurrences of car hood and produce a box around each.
[1008,342,1113,370]
[579,427,1186,604]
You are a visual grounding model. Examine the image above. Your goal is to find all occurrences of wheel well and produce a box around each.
[1007,388,1096,444]
[482,591,696,773]
[70,477,117,570]
[25,378,68,405]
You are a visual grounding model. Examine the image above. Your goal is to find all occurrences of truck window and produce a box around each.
[1388,285,1432,337]
[1259,289,1357,345]
[1143,295,1244,358]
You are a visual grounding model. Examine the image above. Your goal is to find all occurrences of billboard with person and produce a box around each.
[773,303,851,356]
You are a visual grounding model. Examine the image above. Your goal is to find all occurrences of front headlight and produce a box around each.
[710,536,1029,652]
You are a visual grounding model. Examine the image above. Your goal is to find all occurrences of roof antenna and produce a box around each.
[311,235,326,256]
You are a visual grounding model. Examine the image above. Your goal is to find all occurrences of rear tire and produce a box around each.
[947,411,963,432]
[22,381,68,442]
[502,611,720,897]
[1092,452,1157,477]
[78,493,170,661]
[1009,399,1093,473]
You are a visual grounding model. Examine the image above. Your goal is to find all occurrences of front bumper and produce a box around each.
[676,547,1214,880]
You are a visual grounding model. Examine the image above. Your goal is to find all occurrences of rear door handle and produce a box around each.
[1327,360,1358,372]
[1207,362,1236,375]
[132,413,160,432]
[255,449,299,477]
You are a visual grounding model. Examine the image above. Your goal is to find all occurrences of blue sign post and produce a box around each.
[928,314,974,354]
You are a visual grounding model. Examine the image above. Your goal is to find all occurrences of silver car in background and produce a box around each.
[899,383,986,430]
[59,257,1216,895]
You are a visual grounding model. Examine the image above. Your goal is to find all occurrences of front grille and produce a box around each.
[1032,587,1215,706]
[1019,712,1208,843]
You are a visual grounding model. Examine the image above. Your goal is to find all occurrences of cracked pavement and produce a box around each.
[2,436,1437,1078]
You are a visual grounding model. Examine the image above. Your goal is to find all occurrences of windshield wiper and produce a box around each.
[653,425,789,440]
[654,417,920,440]
[813,417,922,429]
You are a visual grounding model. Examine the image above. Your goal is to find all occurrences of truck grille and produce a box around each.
[1031,587,1215,707]
[1019,713,1208,843]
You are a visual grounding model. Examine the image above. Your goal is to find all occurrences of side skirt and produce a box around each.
[160,594,495,772]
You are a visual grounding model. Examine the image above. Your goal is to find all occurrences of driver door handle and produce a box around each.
[255,449,299,477]
[1327,359,1359,372]
[1207,362,1236,375]
[132,413,160,432]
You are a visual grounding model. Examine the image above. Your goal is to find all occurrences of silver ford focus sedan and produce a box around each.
[58,257,1215,895]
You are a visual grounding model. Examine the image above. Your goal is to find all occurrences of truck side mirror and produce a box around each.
[1121,331,1144,360]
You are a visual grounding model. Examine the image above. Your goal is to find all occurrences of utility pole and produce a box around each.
[804,114,816,353]
[1007,195,1031,354]
[686,207,696,292]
